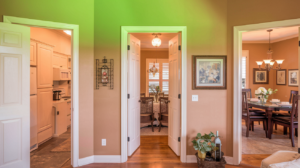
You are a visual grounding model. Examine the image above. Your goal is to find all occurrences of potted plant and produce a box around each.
[192,132,216,159]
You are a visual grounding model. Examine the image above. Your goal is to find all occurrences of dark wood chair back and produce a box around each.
[158,92,164,97]
[242,91,250,117]
[289,90,298,103]
[159,97,169,114]
[140,97,154,114]
[149,93,155,98]
[140,93,145,97]
[290,94,299,123]
[164,94,169,97]
[242,89,252,98]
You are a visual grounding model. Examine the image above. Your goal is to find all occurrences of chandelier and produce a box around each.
[147,59,159,77]
[152,33,161,47]
[256,29,284,71]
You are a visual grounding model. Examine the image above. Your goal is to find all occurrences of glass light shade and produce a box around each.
[152,37,161,47]
[270,61,275,66]
[263,59,272,64]
[275,59,284,64]
[256,61,263,66]
[64,30,72,35]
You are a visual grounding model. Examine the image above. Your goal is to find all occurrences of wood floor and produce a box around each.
[77,136,269,168]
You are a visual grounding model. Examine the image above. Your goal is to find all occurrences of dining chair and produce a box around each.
[140,93,145,97]
[242,92,268,137]
[140,97,155,132]
[271,94,299,147]
[158,97,169,132]
[158,92,164,97]
[242,88,252,98]
[164,94,169,98]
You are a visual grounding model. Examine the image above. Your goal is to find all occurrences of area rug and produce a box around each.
[141,127,168,136]
[51,138,71,152]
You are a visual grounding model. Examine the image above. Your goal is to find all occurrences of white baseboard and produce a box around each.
[94,155,121,163]
[78,155,121,166]
[78,155,94,166]
[186,155,234,164]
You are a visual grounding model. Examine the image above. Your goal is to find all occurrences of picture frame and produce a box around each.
[192,55,227,90]
[288,69,298,87]
[276,69,286,85]
[253,68,269,84]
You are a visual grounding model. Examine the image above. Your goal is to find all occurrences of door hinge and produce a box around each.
[128,94,130,99]
[298,148,300,154]
[178,94,181,99]
[178,137,180,142]
[127,45,130,50]
[128,137,130,142]
[178,45,181,51]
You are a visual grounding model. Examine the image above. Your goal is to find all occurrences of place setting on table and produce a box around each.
[244,87,298,146]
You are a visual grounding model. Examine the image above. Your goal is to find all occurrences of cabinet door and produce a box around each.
[60,55,68,69]
[52,52,61,68]
[68,56,71,69]
[30,41,37,66]
[37,88,53,143]
[37,43,53,88]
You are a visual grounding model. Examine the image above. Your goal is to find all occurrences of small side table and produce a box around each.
[195,152,226,168]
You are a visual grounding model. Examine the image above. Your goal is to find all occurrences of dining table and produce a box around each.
[247,101,292,139]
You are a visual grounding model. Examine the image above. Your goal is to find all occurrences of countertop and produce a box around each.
[53,98,71,105]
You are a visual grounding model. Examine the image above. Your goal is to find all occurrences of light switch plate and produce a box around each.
[192,95,198,101]
[102,139,106,146]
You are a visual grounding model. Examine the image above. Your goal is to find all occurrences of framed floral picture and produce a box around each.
[253,68,269,84]
[192,55,227,90]
[288,69,298,87]
[276,69,286,85]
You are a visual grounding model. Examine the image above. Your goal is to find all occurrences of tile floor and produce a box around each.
[242,121,298,154]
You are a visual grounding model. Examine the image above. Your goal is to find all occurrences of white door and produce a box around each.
[168,34,181,156]
[127,34,141,156]
[0,23,30,168]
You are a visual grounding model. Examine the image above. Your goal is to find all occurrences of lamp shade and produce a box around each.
[152,37,161,47]
[270,61,275,66]
[256,61,263,66]
[275,59,284,64]
[263,59,272,64]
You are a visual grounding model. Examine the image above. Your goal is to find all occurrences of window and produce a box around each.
[146,59,169,96]
[242,57,246,89]
[242,50,249,89]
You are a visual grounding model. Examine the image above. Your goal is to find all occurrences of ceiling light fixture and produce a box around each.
[64,30,72,35]
[256,29,284,71]
[152,33,161,47]
[147,58,159,77]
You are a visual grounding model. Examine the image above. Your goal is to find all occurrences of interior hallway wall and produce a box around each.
[94,0,228,156]
[0,0,94,159]
[140,50,169,94]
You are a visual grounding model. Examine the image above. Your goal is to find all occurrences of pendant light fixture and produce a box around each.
[147,58,159,77]
[152,33,161,47]
[256,29,284,71]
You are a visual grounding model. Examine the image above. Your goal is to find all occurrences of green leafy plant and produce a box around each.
[192,132,215,154]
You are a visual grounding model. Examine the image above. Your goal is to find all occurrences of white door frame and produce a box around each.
[233,18,300,165]
[121,26,187,163]
[3,16,80,167]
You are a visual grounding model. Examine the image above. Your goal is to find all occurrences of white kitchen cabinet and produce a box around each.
[30,67,37,95]
[67,101,71,127]
[30,95,38,151]
[30,40,37,66]
[37,43,53,88]
[37,88,53,144]
[68,56,71,69]
[54,102,67,136]
[53,51,69,69]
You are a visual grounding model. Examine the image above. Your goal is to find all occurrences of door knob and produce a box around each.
[138,100,141,102]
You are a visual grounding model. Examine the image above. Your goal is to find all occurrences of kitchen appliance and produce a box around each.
[53,90,62,100]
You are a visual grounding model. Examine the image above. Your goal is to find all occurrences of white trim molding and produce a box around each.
[3,16,80,167]
[121,26,187,163]
[233,18,300,165]
[78,155,121,166]
[242,34,298,44]
[186,155,234,165]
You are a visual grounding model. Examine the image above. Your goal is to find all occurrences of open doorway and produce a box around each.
[0,16,80,168]
[241,26,299,155]
[126,32,182,161]
[29,27,73,168]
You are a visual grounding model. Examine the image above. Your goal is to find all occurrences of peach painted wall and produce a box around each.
[140,50,169,94]
[272,38,298,101]
[242,43,275,99]
[0,0,94,159]
[30,27,71,55]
